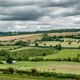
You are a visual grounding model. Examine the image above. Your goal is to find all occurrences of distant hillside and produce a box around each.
[0,29,80,36]
[0,31,80,41]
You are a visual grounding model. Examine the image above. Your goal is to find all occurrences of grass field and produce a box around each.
[11,48,57,58]
[0,45,80,61]
[11,47,80,60]
[0,74,74,80]
[0,61,80,75]
[44,49,80,59]
[0,46,19,50]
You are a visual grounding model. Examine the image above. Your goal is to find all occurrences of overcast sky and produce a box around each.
[0,0,80,32]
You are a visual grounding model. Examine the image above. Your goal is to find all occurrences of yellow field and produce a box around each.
[48,32,80,36]
[40,41,80,47]
[0,34,42,41]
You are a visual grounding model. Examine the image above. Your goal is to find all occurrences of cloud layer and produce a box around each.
[0,0,80,31]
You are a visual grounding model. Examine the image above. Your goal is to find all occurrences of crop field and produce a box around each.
[48,32,80,36]
[36,41,80,47]
[0,33,42,41]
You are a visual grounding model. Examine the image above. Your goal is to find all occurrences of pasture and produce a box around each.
[0,74,74,80]
[0,61,80,75]
[44,49,80,59]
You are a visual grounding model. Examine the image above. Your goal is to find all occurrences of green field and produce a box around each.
[0,61,80,75]
[0,46,19,50]
[0,46,80,59]
[10,47,80,60]
[44,49,80,59]
[0,74,74,80]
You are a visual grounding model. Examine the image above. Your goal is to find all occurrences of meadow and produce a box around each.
[0,61,80,75]
[0,74,74,80]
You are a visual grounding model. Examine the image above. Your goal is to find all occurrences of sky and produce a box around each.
[0,0,80,32]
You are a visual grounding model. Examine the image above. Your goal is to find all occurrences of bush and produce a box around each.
[6,57,13,64]
[15,40,27,46]
[31,58,43,61]
[7,67,16,74]
[35,42,39,47]
[0,49,9,57]
[43,53,46,56]
[0,61,4,64]
[31,68,38,75]
[54,44,62,50]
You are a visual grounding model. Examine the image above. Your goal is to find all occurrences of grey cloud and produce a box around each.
[0,6,43,21]
[40,0,80,8]
[0,0,79,7]
[0,0,38,7]
[0,0,80,31]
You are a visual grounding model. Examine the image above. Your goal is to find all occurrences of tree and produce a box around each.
[43,43,46,47]
[31,68,37,75]
[15,40,27,46]
[54,44,62,50]
[41,33,50,41]
[0,49,9,57]
[35,42,39,47]
[7,67,16,74]
[68,41,72,45]
[6,57,13,64]
[43,53,46,56]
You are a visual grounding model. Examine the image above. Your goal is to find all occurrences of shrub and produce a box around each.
[7,67,16,74]
[15,40,27,46]
[43,53,46,56]
[31,57,43,61]
[6,57,13,64]
[54,44,62,50]
[0,61,4,64]
[35,42,39,47]
[31,68,38,75]
[0,49,9,57]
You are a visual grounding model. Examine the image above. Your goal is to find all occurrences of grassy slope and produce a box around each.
[44,49,80,59]
[11,48,57,57]
[0,45,80,60]
[9,47,80,60]
[0,46,19,50]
